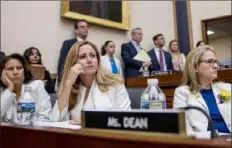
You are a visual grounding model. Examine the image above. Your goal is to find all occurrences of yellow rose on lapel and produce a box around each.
[219,90,231,102]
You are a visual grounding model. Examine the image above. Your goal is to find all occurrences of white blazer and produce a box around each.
[0,80,52,123]
[51,80,131,121]
[101,55,123,78]
[173,82,231,136]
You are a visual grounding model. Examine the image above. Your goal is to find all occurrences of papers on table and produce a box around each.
[133,49,151,62]
[34,121,81,130]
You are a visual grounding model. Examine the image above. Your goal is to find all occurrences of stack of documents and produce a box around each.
[34,121,81,130]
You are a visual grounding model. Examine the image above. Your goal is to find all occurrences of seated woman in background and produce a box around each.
[23,47,54,93]
[168,39,186,72]
[173,45,231,135]
[51,41,131,122]
[196,40,205,47]
[100,40,123,78]
[0,53,52,123]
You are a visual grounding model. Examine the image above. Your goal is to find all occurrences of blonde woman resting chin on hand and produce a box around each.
[51,41,131,123]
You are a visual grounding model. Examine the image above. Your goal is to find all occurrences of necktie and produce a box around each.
[159,50,164,71]
[109,58,118,74]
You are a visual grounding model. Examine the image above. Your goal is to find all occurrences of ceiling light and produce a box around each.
[207,30,215,35]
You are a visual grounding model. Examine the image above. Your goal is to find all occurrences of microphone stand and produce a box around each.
[181,106,218,139]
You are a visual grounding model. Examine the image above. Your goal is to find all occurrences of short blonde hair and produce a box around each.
[182,45,216,94]
[59,41,122,110]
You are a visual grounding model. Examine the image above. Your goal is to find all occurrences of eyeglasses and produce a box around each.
[199,59,218,67]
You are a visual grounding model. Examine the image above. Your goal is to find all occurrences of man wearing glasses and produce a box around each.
[121,27,152,78]
[148,34,173,72]
[57,20,88,85]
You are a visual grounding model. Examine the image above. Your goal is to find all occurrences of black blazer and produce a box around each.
[147,48,173,71]
[121,42,143,78]
[57,38,77,85]
[0,51,5,63]
[44,69,55,93]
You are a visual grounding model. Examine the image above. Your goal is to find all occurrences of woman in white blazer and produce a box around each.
[168,39,186,72]
[100,41,123,77]
[173,45,231,136]
[51,41,131,122]
[0,53,51,123]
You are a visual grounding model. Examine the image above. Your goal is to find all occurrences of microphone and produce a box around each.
[180,106,218,139]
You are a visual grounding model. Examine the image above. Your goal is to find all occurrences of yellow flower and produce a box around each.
[219,90,231,101]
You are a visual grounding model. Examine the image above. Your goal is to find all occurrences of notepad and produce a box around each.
[34,121,81,130]
[133,50,151,62]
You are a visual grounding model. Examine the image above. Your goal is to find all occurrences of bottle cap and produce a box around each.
[147,79,158,86]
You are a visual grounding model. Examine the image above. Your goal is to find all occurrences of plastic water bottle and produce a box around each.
[140,79,166,109]
[142,67,149,77]
[17,86,36,125]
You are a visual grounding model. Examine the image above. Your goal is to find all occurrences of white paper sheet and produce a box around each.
[34,121,81,130]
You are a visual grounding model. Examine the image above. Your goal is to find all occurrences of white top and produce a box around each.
[51,80,131,121]
[154,47,167,71]
[0,80,52,123]
[173,82,231,137]
[101,55,123,78]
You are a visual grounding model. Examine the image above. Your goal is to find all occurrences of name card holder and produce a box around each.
[81,109,186,136]
[151,70,172,75]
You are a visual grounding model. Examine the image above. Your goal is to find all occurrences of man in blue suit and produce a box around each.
[121,27,152,78]
[148,34,173,72]
[57,20,88,85]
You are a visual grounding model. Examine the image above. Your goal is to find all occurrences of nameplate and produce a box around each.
[151,70,172,75]
[225,65,232,69]
[81,109,185,135]
[141,100,166,109]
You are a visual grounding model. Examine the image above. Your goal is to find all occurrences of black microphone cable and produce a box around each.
[181,106,218,139]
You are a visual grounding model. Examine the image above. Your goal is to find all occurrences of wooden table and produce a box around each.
[126,69,232,108]
[1,123,231,148]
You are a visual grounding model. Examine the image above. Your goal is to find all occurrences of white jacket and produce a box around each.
[173,82,231,136]
[51,81,131,121]
[1,80,52,123]
[101,55,123,78]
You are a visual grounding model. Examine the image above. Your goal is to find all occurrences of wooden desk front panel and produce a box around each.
[1,124,231,148]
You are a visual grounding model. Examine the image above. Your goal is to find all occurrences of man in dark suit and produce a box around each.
[57,20,88,85]
[0,51,5,63]
[121,27,152,78]
[148,34,173,72]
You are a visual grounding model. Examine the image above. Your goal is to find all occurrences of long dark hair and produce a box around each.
[23,47,42,64]
[0,53,33,88]
[101,40,113,56]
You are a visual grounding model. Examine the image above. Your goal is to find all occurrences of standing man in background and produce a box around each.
[57,19,88,85]
[148,34,173,72]
[121,27,151,78]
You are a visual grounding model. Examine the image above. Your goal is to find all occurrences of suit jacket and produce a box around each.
[51,80,131,121]
[173,83,231,136]
[0,51,5,63]
[57,38,77,85]
[101,55,123,78]
[0,80,52,123]
[148,48,173,71]
[121,42,143,78]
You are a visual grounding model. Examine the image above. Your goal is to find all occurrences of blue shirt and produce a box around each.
[200,89,230,133]
[109,58,118,74]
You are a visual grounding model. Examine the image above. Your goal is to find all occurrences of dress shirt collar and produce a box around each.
[76,37,84,42]
[131,40,140,47]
